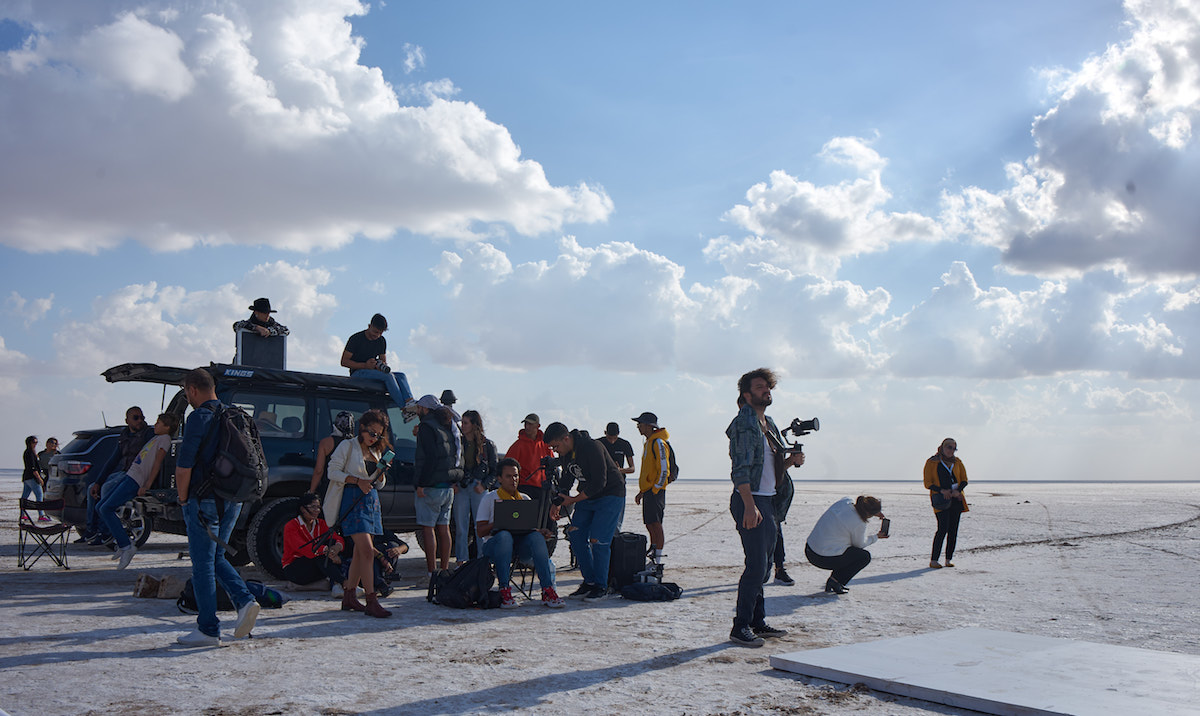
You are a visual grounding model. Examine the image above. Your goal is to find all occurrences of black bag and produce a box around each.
[665,440,680,483]
[427,557,495,608]
[608,531,648,589]
[176,577,236,614]
[195,403,268,503]
[620,581,683,601]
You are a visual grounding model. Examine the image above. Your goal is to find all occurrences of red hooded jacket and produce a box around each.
[506,428,554,487]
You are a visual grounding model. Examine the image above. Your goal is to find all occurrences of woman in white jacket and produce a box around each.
[326,409,391,618]
[804,495,887,594]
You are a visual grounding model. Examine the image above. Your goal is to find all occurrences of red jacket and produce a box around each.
[282,516,344,567]
[506,429,554,487]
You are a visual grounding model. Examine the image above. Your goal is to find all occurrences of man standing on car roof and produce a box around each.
[726,367,804,648]
[232,297,289,337]
[341,313,413,410]
[173,367,259,647]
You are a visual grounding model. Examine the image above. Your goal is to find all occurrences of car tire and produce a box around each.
[247,496,301,580]
[119,500,154,548]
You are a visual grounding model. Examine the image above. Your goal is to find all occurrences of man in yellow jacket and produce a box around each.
[633,411,672,564]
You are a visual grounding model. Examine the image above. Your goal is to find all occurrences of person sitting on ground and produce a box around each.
[327,408,393,618]
[282,492,345,596]
[341,313,413,410]
[99,412,178,569]
[477,457,564,608]
[232,297,289,337]
[804,495,888,594]
[309,410,356,495]
[412,394,462,579]
[21,435,48,522]
[82,406,155,544]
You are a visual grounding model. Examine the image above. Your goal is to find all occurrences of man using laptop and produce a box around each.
[476,458,564,609]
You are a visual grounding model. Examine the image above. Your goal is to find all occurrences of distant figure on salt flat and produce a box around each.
[803,495,888,594]
[923,437,969,569]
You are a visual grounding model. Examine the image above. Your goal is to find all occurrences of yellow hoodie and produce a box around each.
[638,428,671,494]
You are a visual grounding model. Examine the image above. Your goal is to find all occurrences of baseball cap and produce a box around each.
[632,412,659,428]
[522,413,540,425]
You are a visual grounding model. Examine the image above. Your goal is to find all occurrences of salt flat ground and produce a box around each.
[1,480,1197,716]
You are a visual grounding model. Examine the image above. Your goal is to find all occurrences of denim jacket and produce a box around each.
[727,404,786,492]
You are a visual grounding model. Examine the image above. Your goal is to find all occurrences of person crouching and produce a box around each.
[804,495,888,594]
[282,492,346,597]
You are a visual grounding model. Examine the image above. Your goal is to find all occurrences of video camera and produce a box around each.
[539,456,565,505]
[779,417,820,453]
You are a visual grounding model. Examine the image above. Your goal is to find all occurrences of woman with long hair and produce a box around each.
[452,409,497,565]
[21,435,49,521]
[327,409,392,617]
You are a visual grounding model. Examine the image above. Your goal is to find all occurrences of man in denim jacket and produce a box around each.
[726,367,804,647]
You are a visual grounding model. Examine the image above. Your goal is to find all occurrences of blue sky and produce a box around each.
[1,0,1197,482]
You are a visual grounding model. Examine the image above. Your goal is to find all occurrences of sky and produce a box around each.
[1,0,1198,482]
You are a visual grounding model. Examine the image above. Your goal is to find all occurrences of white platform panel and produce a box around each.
[770,627,1200,716]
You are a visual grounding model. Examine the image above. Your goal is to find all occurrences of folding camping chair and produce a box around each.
[18,498,70,570]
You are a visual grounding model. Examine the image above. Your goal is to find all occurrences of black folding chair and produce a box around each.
[18,498,70,570]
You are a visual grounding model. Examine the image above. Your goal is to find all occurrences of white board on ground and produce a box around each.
[770,627,1200,716]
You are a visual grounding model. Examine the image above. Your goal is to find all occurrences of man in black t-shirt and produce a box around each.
[341,313,412,409]
[599,421,635,533]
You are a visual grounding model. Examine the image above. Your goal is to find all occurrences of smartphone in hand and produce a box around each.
[380,449,395,465]
[880,518,891,537]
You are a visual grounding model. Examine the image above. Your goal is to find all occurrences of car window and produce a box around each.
[319,398,373,438]
[230,392,307,437]
[387,406,418,459]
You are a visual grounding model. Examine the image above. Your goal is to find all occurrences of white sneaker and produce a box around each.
[177,629,222,647]
[331,585,344,599]
[233,600,260,638]
[116,545,136,570]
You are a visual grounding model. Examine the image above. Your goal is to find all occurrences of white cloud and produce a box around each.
[5,291,54,326]
[942,0,1200,277]
[0,1,611,252]
[723,137,943,269]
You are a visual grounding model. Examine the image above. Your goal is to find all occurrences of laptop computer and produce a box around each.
[492,499,542,534]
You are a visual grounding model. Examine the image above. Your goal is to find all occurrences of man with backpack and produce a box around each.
[632,411,673,566]
[174,367,260,647]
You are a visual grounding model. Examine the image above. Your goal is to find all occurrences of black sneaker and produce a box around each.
[751,623,788,639]
[567,582,595,599]
[729,626,764,648]
[582,585,614,602]
[774,567,795,586]
[73,532,96,545]
[824,578,848,594]
[86,534,107,546]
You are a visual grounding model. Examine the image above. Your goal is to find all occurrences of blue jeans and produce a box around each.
[349,369,413,409]
[21,480,45,517]
[730,492,777,630]
[86,474,121,537]
[481,530,556,589]
[183,499,254,637]
[566,495,623,587]
[452,484,485,562]
[98,473,140,549]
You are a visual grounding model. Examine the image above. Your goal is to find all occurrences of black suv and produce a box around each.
[46,362,421,579]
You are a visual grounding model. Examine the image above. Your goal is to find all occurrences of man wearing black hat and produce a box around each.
[633,411,672,564]
[233,298,289,337]
[599,421,635,532]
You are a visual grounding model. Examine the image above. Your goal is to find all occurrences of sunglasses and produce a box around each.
[364,429,383,439]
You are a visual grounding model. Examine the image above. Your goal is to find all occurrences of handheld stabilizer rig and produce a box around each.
[780,417,820,454]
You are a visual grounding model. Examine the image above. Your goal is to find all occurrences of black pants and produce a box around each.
[773,520,786,569]
[931,508,963,561]
[730,493,777,630]
[805,543,871,586]
[283,557,343,587]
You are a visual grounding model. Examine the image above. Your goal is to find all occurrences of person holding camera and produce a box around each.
[341,313,413,409]
[804,495,887,594]
[545,422,626,602]
[924,437,968,569]
[282,492,345,596]
[327,409,393,618]
[452,409,497,565]
[726,368,805,647]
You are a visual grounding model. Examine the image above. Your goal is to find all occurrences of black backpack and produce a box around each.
[665,440,680,483]
[195,403,268,503]
[427,558,495,608]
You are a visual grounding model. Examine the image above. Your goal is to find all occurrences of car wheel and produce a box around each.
[119,500,154,548]
[247,496,301,580]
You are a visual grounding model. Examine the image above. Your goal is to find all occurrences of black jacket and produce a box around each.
[559,430,626,501]
[414,415,464,488]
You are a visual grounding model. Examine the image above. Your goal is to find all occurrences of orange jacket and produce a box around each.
[506,429,553,487]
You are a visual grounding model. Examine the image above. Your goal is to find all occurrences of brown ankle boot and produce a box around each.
[364,593,392,618]
[341,587,366,612]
